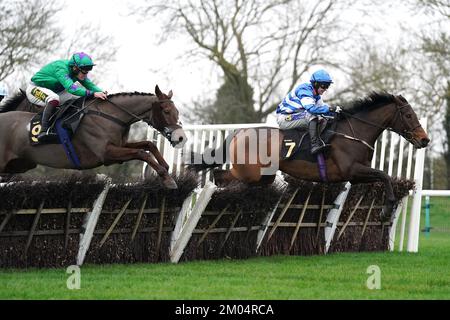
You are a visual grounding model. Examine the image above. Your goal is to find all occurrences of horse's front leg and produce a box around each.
[104,144,177,189]
[123,141,169,171]
[349,163,396,221]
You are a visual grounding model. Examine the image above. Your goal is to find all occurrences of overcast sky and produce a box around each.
[58,0,431,113]
[60,0,216,110]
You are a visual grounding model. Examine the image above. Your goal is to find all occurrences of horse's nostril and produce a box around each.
[421,138,430,146]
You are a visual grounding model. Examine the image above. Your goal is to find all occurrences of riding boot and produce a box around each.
[309,118,330,155]
[37,101,58,141]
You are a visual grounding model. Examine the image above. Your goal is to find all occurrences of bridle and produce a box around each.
[86,97,182,143]
[331,99,420,150]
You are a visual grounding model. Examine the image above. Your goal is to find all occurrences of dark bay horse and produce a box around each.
[190,92,430,218]
[0,86,187,188]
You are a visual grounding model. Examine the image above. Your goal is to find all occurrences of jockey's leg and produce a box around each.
[38,99,60,137]
[276,111,308,130]
[25,83,60,140]
[309,117,330,155]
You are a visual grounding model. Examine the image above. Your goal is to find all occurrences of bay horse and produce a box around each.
[0,85,187,189]
[190,92,430,218]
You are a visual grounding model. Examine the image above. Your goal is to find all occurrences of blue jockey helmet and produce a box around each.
[310,69,333,84]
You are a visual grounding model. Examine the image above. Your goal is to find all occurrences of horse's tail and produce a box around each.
[0,90,26,113]
[187,132,235,172]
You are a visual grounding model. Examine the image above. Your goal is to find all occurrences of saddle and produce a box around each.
[29,98,86,146]
[280,119,337,162]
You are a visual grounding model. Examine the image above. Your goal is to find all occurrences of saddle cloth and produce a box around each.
[280,119,337,162]
[29,98,86,146]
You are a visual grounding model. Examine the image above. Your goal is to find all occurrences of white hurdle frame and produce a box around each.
[144,117,428,252]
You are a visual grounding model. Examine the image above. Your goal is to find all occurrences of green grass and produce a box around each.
[1,232,449,300]
[424,197,450,229]
[1,196,449,300]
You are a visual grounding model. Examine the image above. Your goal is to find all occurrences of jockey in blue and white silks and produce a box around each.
[276,69,341,155]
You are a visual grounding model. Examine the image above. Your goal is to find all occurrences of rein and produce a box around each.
[71,97,172,128]
[331,101,417,151]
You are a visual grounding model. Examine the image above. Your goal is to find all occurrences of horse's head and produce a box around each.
[389,95,430,148]
[147,85,187,148]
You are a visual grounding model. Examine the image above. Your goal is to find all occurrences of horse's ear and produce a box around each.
[168,90,173,99]
[155,85,162,97]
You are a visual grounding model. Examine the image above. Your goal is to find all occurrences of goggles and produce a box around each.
[318,83,330,89]
[78,65,93,74]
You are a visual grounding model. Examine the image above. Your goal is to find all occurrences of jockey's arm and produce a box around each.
[55,68,95,97]
[301,96,331,114]
[79,77,103,94]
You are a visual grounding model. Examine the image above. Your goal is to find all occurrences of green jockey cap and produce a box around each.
[69,52,96,69]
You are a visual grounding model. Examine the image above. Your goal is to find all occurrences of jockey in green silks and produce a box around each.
[26,52,108,141]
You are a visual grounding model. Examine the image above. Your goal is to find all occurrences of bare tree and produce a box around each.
[0,0,62,81]
[63,23,119,80]
[135,0,357,122]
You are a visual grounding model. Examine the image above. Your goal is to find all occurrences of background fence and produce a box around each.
[142,118,448,253]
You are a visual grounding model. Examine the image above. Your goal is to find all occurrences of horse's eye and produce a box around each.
[164,110,170,115]
[405,114,412,119]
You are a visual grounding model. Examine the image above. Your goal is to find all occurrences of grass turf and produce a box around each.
[1,197,449,299]
[0,230,448,300]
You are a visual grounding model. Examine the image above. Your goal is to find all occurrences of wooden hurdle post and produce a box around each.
[324,182,352,254]
[99,198,132,248]
[131,194,148,242]
[315,189,326,245]
[267,187,300,241]
[170,181,217,263]
[156,196,166,260]
[289,190,312,251]
[197,204,230,247]
[77,175,112,266]
[219,208,242,252]
[63,195,73,252]
[360,198,375,241]
[337,194,365,240]
[256,190,285,252]
[24,200,45,257]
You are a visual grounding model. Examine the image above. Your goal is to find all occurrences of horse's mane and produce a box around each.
[107,91,155,98]
[0,90,26,113]
[345,91,396,114]
[0,90,157,113]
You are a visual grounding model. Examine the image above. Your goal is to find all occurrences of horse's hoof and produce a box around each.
[162,175,178,189]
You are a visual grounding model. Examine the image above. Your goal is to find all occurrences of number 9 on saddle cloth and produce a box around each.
[29,98,86,146]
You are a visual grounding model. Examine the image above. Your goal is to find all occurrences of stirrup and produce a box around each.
[37,128,57,141]
[311,143,331,155]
